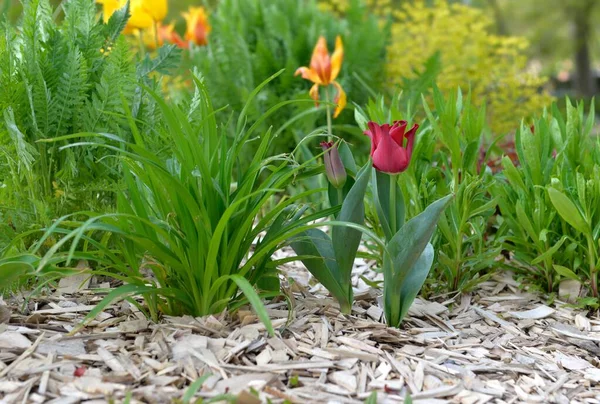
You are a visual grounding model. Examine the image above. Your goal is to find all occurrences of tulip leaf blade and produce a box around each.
[290,229,350,311]
[384,243,435,326]
[383,194,453,326]
[332,162,371,285]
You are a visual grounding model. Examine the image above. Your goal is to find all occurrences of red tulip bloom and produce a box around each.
[364,121,418,174]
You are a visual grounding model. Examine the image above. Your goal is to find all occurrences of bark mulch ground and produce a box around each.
[1,258,600,403]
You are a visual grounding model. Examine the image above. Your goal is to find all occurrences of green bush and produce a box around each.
[0,0,179,250]
[183,0,388,160]
[18,73,334,328]
[492,100,600,304]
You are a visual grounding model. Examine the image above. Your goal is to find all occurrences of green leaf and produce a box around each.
[553,265,580,281]
[105,0,130,43]
[394,243,435,324]
[531,236,567,265]
[332,162,372,287]
[384,194,453,326]
[547,187,588,234]
[73,284,157,334]
[0,255,37,285]
[354,106,369,132]
[228,275,274,337]
[364,391,378,404]
[182,374,212,404]
[290,229,350,311]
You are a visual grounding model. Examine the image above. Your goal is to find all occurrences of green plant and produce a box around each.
[0,0,179,251]
[492,99,600,303]
[183,0,388,160]
[10,72,338,331]
[291,159,372,314]
[357,88,502,293]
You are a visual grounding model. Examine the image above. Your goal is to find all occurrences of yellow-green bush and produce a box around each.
[387,0,552,134]
[319,0,391,17]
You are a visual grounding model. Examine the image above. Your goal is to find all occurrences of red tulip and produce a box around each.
[364,121,418,174]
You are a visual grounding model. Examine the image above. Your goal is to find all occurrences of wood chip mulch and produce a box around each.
[1,259,600,403]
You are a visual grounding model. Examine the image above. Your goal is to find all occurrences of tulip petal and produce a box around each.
[310,36,332,85]
[389,120,408,147]
[309,83,320,106]
[365,121,383,157]
[404,123,419,161]
[295,67,322,85]
[332,81,346,118]
[372,135,410,174]
[330,36,344,82]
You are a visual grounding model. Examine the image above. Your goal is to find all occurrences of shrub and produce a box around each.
[18,73,335,330]
[387,0,553,135]
[492,100,600,304]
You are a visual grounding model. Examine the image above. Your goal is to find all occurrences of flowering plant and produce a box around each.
[364,121,452,326]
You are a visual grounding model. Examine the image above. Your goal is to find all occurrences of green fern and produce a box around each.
[0,0,179,252]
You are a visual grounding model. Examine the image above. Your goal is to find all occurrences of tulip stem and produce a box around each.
[337,187,344,208]
[325,86,333,141]
[389,174,397,236]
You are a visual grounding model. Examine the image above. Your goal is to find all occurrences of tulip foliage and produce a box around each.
[291,115,452,326]
[291,158,371,314]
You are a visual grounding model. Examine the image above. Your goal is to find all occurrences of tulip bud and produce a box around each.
[321,141,347,189]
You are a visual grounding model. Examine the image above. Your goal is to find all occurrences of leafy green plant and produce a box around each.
[357,88,502,293]
[184,0,388,160]
[492,99,600,302]
[10,72,336,331]
[291,159,372,314]
[0,0,180,251]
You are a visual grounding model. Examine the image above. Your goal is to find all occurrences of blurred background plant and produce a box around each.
[182,0,388,164]
[386,0,553,135]
[0,0,180,253]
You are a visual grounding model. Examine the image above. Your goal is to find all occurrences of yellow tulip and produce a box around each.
[97,0,167,31]
[295,36,346,118]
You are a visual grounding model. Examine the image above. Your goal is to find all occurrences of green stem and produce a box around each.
[137,29,146,59]
[325,86,333,141]
[153,21,159,50]
[587,235,598,297]
[389,174,397,236]
[337,186,344,209]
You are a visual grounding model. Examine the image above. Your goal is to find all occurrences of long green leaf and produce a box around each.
[384,194,453,326]
[228,275,274,336]
[548,187,588,234]
[332,162,371,287]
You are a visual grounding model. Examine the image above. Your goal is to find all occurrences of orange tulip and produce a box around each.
[295,36,346,118]
[138,23,188,50]
[183,7,211,46]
